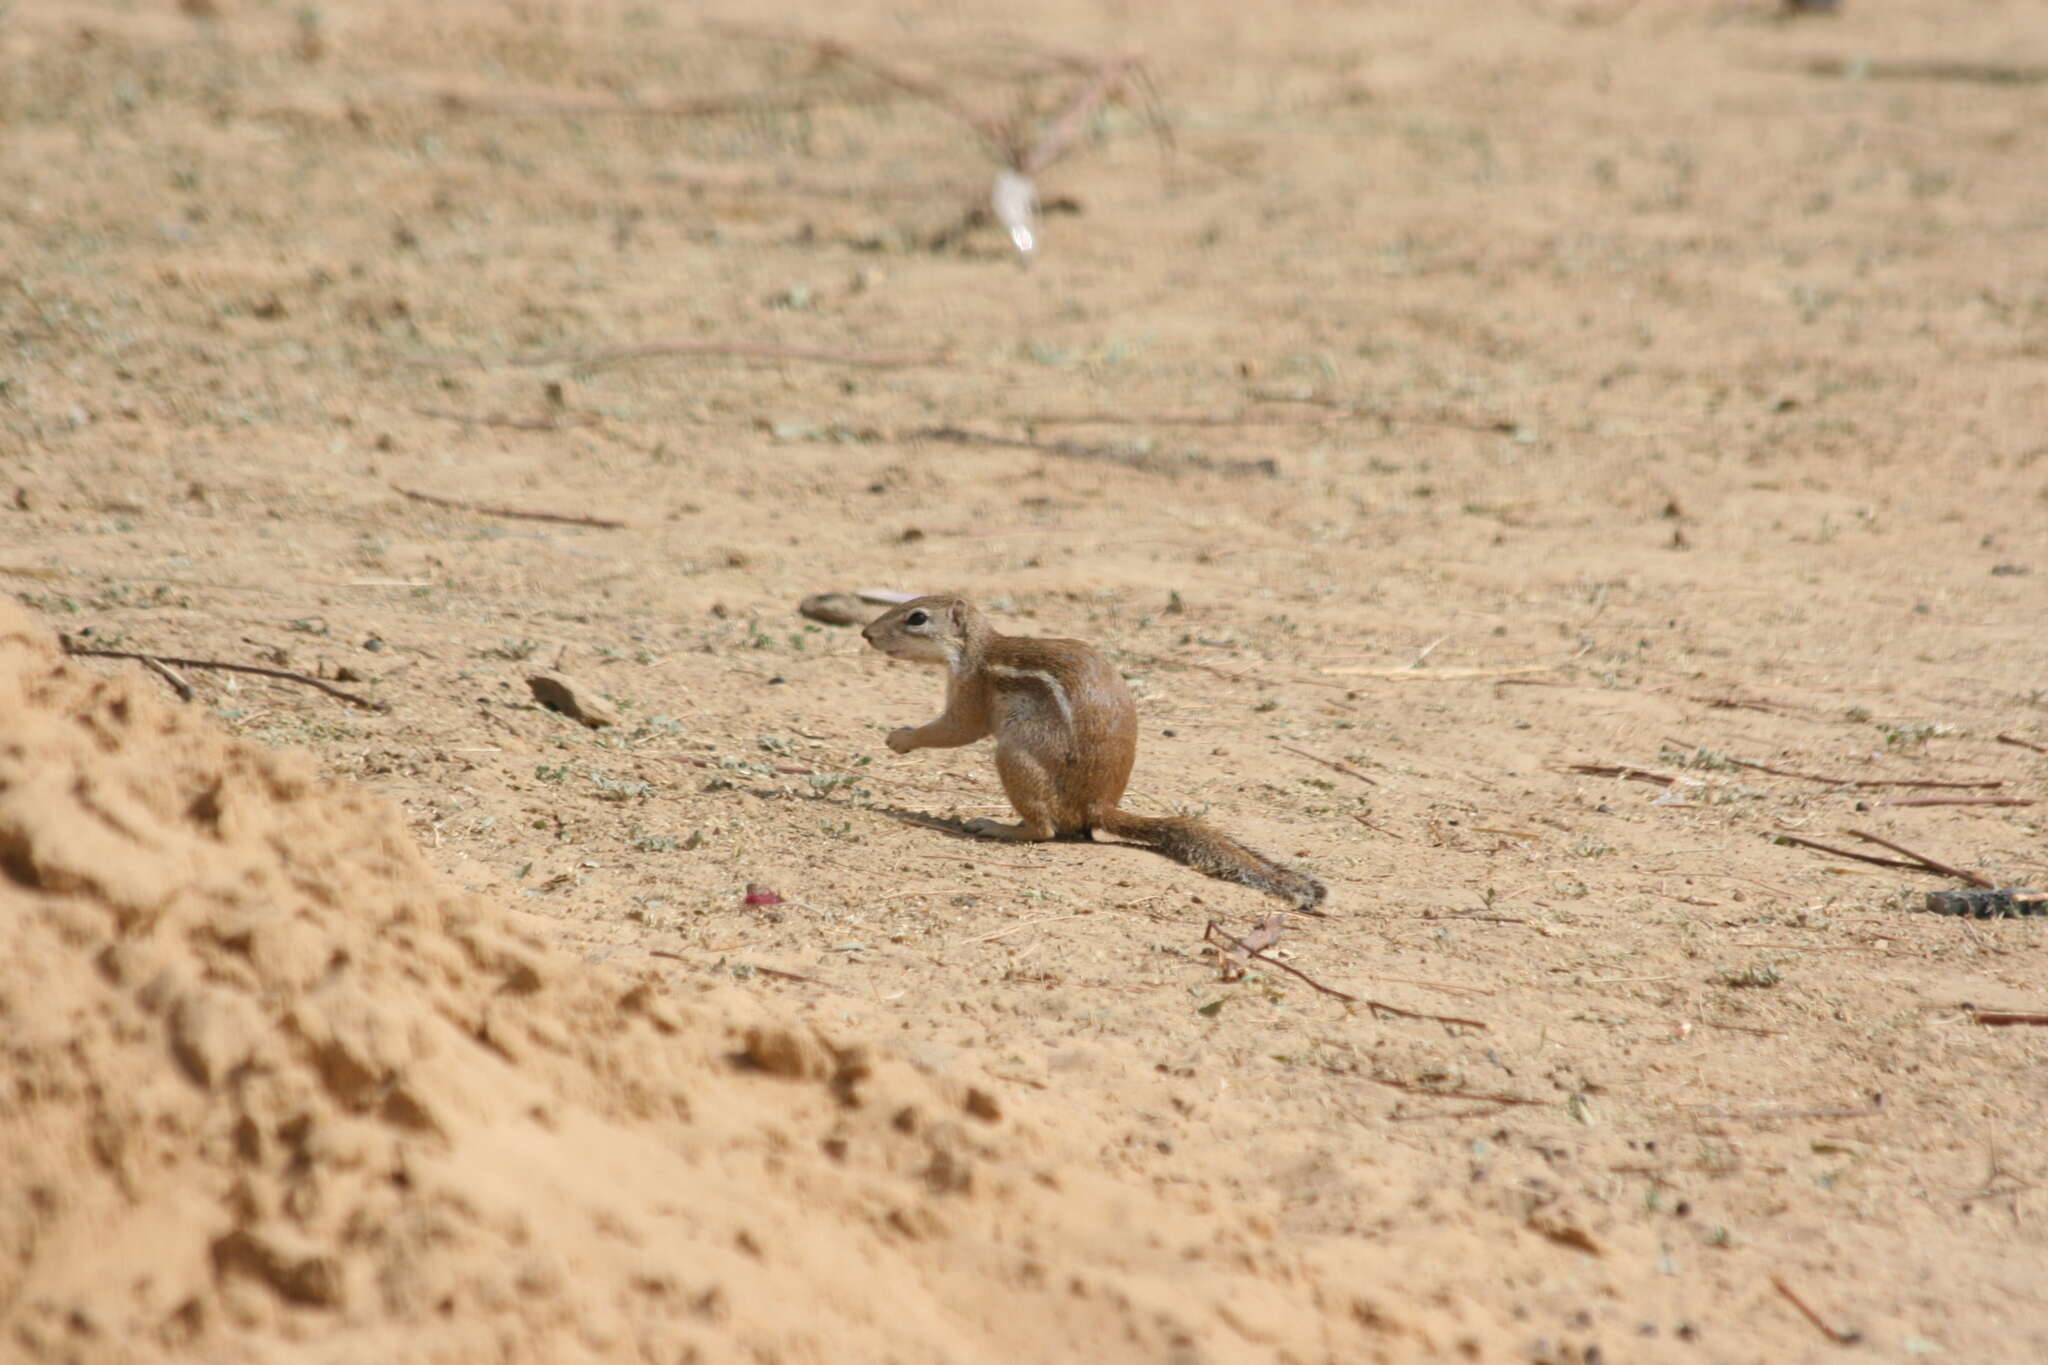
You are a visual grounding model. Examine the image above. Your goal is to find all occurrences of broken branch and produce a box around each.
[139,655,194,701]
[61,637,388,712]
[412,405,594,432]
[1877,796,2033,809]
[1771,832,1932,874]
[1364,999,1490,1030]
[1279,744,1379,786]
[1964,1004,2048,1026]
[392,483,626,530]
[1771,1275,1863,1347]
[1664,738,2004,789]
[1569,763,1681,787]
[1846,829,1995,889]
[500,339,941,372]
[1688,1093,1886,1123]
[1360,1075,1547,1107]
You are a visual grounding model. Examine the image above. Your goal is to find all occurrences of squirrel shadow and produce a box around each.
[861,801,1095,844]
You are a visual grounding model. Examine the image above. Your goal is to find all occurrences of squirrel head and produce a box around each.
[861,595,983,669]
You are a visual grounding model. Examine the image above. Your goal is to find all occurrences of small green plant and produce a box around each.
[484,637,543,661]
[807,772,868,799]
[1717,962,1782,989]
[14,592,82,614]
[534,763,570,784]
[591,772,654,802]
[1877,721,1954,748]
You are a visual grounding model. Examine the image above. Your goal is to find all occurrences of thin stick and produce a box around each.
[412,405,593,432]
[966,914,1088,944]
[1349,811,1405,840]
[432,84,845,121]
[1846,828,1995,889]
[1360,1075,1546,1107]
[1879,796,2033,809]
[1364,999,1490,1030]
[1206,921,1352,1000]
[746,963,824,985]
[1967,1009,2048,1027]
[1280,744,1379,786]
[1797,56,2048,86]
[1689,1094,1885,1123]
[1570,763,1680,787]
[912,424,1277,478]
[1771,833,1929,873]
[61,638,387,711]
[803,35,1007,152]
[1701,1020,1781,1038]
[1324,664,1556,680]
[1023,401,1518,436]
[1020,54,1138,174]
[392,483,625,530]
[1665,738,2003,790]
[1368,974,1493,999]
[1997,733,2048,755]
[139,655,194,701]
[504,339,941,372]
[1771,1275,1863,1347]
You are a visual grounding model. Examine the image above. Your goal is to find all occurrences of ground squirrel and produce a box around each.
[862,596,1327,911]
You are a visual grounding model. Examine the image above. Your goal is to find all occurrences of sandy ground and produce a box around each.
[4,0,2047,1360]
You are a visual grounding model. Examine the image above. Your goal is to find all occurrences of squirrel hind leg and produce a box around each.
[983,747,1077,840]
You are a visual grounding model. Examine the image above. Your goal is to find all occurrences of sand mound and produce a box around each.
[0,601,1411,1363]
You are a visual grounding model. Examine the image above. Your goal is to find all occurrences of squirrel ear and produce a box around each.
[948,600,966,632]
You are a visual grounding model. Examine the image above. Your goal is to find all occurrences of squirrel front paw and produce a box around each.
[885,727,919,754]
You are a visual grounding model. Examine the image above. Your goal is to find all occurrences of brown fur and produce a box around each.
[863,596,1327,912]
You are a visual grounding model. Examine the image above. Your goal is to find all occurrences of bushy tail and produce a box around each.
[1097,810,1327,912]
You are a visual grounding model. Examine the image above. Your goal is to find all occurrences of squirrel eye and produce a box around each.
[905,609,929,627]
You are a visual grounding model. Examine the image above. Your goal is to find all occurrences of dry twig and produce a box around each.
[1019,54,1145,174]
[1326,664,1557,680]
[501,339,940,372]
[912,424,1276,477]
[1878,796,2033,809]
[1996,733,2048,755]
[139,655,194,701]
[1279,744,1379,786]
[1688,1093,1885,1123]
[1349,811,1404,840]
[1771,1275,1863,1347]
[432,84,843,120]
[967,914,1088,944]
[1966,1008,2048,1027]
[1846,829,1995,889]
[412,405,594,432]
[1359,1075,1546,1108]
[1665,738,2004,790]
[1570,763,1681,787]
[1204,920,1353,1001]
[1771,832,1928,873]
[61,637,388,711]
[392,483,626,530]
